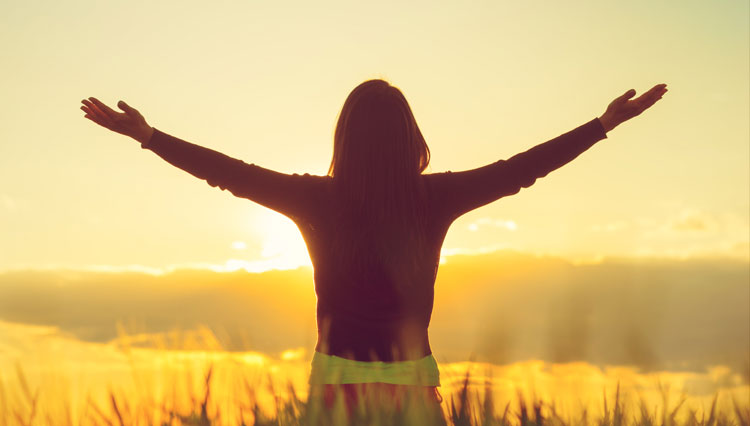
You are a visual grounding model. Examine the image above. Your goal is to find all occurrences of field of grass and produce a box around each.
[2,356,748,426]
[1,319,747,426]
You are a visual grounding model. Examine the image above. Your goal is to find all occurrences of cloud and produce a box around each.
[628,208,748,260]
[0,267,318,354]
[670,208,714,231]
[467,217,518,232]
[0,252,747,376]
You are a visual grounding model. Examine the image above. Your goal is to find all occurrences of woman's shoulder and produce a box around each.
[293,173,334,204]
[419,171,460,195]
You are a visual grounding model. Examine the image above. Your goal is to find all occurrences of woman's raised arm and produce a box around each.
[80,97,321,221]
[427,84,668,221]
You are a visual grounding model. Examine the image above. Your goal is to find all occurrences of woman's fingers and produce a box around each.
[82,105,111,128]
[81,99,123,132]
[81,105,113,130]
[88,97,119,120]
[83,113,103,126]
[80,103,102,122]
[82,100,115,128]
[646,84,668,102]
[627,89,666,117]
[637,84,667,109]
[81,99,105,119]
[82,99,106,118]
[641,84,665,100]
[616,84,666,109]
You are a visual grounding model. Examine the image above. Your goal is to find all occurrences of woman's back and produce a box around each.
[299,174,448,362]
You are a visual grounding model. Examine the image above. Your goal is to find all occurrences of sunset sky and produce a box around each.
[0,0,748,273]
[0,5,748,417]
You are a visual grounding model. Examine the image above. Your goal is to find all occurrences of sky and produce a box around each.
[0,3,748,411]
[0,0,748,272]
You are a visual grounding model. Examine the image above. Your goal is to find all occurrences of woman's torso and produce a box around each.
[295,175,452,363]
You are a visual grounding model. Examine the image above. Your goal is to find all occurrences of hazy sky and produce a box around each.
[1,0,748,272]
[2,253,748,374]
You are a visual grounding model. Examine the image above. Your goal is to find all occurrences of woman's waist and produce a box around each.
[309,350,440,386]
[317,321,431,362]
[318,311,430,335]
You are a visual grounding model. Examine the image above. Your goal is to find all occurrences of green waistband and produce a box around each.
[308,351,441,386]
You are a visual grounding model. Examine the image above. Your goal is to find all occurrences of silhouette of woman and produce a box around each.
[81,79,667,422]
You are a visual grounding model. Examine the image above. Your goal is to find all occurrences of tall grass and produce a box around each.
[2,360,748,426]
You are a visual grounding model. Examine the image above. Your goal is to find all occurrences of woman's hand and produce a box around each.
[598,84,668,133]
[80,97,154,145]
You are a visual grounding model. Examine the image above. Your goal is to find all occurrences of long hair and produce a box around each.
[328,79,431,286]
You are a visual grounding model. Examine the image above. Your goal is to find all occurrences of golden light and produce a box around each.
[280,347,307,361]
[254,211,312,270]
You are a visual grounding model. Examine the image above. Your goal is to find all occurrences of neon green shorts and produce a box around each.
[308,351,441,386]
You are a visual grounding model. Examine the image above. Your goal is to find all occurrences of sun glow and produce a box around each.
[231,241,247,250]
[245,211,312,271]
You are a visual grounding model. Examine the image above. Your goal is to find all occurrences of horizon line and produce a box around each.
[1,247,747,276]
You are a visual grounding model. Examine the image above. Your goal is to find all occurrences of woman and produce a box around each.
[81,79,667,423]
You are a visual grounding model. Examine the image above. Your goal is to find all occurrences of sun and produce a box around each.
[229,211,312,273]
